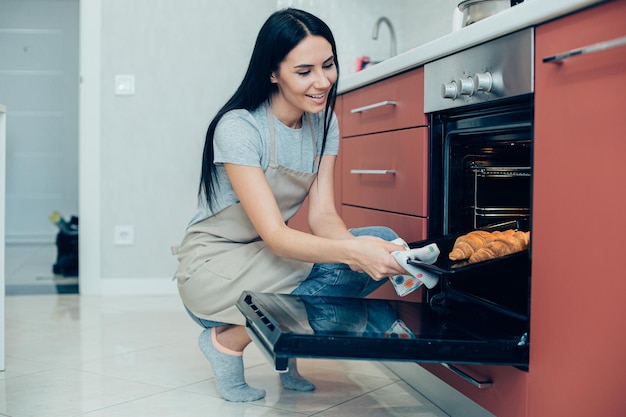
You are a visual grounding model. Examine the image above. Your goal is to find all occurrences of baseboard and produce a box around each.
[6,234,56,245]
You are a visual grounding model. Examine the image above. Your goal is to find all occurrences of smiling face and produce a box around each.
[270,35,337,128]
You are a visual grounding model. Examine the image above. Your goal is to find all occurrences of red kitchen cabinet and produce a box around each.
[293,69,428,245]
[342,128,429,218]
[531,1,626,416]
[339,67,428,243]
[341,69,427,137]
[341,205,428,244]
[339,68,428,301]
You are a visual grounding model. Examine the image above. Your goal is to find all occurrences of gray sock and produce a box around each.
[198,328,266,402]
[280,358,316,391]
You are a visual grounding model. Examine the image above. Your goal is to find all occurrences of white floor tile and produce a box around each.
[315,381,447,417]
[1,294,450,417]
[79,341,223,389]
[0,355,58,382]
[0,368,168,417]
[5,243,78,295]
[248,360,401,414]
[76,389,308,417]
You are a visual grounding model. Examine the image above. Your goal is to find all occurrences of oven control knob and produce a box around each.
[457,77,475,96]
[441,81,458,99]
[473,72,493,93]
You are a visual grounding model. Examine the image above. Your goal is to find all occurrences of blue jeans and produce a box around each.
[186,226,399,328]
[292,226,399,298]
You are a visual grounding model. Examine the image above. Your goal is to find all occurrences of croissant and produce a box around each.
[448,230,495,261]
[468,231,530,264]
[490,229,516,239]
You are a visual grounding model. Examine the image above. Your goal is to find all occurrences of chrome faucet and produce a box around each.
[372,16,397,59]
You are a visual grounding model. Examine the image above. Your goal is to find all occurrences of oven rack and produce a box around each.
[472,206,530,218]
[470,164,531,225]
[469,165,531,178]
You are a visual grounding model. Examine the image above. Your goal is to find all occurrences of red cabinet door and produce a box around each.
[341,205,427,244]
[342,128,429,217]
[342,69,426,137]
[532,1,626,416]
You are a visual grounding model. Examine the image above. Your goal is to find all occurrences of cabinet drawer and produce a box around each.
[341,68,426,137]
[342,128,428,216]
[341,205,427,243]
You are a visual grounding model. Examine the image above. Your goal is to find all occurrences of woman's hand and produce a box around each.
[224,162,410,280]
[346,236,409,280]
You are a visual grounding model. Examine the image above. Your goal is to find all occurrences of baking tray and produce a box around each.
[407,220,531,320]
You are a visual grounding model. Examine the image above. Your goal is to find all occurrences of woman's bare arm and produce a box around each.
[224,162,407,280]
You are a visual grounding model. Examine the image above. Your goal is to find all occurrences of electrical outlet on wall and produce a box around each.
[114,225,134,245]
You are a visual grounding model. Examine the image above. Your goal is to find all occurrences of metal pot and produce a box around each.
[458,0,510,27]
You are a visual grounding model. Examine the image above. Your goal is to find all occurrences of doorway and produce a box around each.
[1,0,79,294]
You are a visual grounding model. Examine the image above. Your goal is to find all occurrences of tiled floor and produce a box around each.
[2,245,450,417]
[5,243,78,295]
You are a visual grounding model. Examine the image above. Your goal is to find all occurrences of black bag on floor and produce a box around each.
[51,213,79,277]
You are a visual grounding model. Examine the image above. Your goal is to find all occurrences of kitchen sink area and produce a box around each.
[339,0,606,94]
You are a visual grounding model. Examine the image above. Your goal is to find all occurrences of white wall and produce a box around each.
[1,105,7,370]
[79,0,459,295]
[278,0,458,77]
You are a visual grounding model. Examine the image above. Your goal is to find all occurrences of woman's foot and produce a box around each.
[198,328,266,402]
[280,358,315,391]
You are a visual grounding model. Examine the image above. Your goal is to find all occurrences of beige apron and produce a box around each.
[172,104,317,325]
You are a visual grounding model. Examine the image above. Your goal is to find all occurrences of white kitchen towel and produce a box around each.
[389,238,440,296]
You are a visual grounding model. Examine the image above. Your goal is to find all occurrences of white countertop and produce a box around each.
[338,0,605,94]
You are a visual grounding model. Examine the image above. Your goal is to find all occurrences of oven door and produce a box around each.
[236,291,528,372]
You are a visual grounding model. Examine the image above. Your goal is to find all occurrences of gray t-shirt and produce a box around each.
[189,104,339,225]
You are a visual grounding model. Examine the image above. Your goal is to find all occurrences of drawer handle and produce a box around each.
[441,363,493,389]
[543,35,626,64]
[350,100,397,114]
[350,169,396,175]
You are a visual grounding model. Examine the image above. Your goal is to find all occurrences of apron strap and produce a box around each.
[266,102,278,164]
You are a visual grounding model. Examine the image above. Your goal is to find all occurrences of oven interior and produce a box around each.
[425,96,534,322]
[429,97,533,237]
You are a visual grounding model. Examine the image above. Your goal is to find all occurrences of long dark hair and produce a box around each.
[199,8,340,209]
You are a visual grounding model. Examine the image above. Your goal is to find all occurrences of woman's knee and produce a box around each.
[349,226,399,241]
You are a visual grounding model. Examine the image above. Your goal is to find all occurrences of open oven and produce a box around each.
[236,29,534,375]
[429,99,533,237]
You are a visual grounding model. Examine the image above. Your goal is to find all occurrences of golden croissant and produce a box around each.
[468,231,530,264]
[448,230,498,261]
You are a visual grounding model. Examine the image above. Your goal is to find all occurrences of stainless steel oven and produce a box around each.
[425,28,533,238]
[236,29,534,375]
[423,28,534,323]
